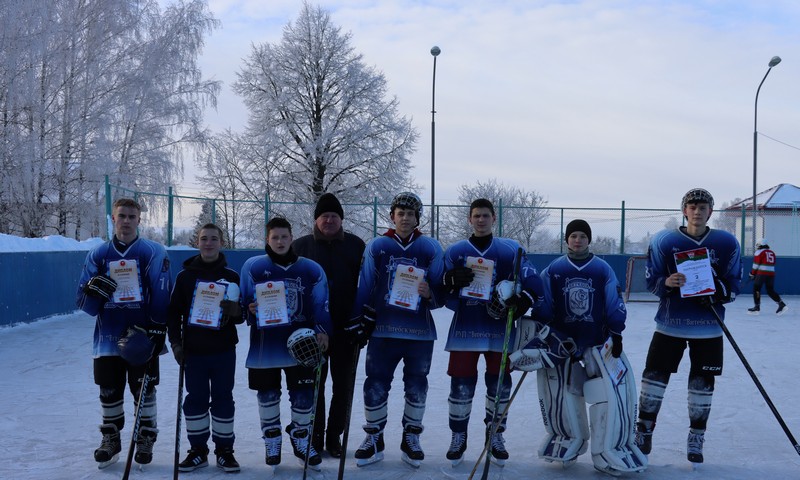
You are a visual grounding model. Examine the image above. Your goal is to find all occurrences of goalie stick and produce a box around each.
[707,304,800,456]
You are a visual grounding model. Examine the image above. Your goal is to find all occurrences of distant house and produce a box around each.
[726,183,800,256]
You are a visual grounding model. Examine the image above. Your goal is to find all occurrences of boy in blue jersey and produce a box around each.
[167,223,242,472]
[346,192,445,468]
[635,188,741,465]
[441,198,544,466]
[240,217,332,472]
[77,198,172,469]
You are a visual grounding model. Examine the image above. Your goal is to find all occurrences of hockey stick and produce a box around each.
[477,247,523,480]
[467,371,529,480]
[707,304,800,456]
[337,344,362,480]
[172,327,185,480]
[122,364,155,480]
[303,357,325,480]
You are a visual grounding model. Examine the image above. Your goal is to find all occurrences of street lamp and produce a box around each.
[430,45,440,238]
[752,55,781,254]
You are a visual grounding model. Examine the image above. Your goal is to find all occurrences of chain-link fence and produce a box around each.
[105,178,795,255]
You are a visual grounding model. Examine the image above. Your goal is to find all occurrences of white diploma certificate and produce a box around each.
[255,281,289,328]
[387,265,425,311]
[188,281,226,329]
[107,259,142,303]
[599,337,627,386]
[673,247,715,298]
[460,256,495,301]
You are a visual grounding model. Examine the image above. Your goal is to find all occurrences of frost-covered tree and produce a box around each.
[232,2,417,207]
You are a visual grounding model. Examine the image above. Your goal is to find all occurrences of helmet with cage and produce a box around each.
[681,188,714,210]
[390,192,423,224]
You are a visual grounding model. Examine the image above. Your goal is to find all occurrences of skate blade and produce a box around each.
[295,457,322,471]
[593,465,622,477]
[356,452,384,467]
[777,307,788,316]
[96,454,119,470]
[449,456,464,467]
[401,453,422,468]
[691,462,702,471]
[490,456,506,467]
[747,311,760,316]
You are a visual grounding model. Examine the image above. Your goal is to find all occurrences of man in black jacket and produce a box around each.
[292,193,366,457]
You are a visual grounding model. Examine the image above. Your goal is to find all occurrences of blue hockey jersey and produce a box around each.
[647,227,741,339]
[443,237,545,352]
[351,230,444,341]
[76,237,172,358]
[240,255,331,369]
[540,254,626,352]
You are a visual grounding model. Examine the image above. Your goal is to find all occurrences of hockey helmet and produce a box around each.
[681,188,714,210]
[757,238,768,248]
[287,328,323,368]
[116,326,154,366]
[390,192,423,223]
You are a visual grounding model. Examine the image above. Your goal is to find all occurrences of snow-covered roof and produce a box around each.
[727,183,800,210]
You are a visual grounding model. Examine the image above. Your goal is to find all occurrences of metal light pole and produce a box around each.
[752,55,781,254]
[430,46,440,238]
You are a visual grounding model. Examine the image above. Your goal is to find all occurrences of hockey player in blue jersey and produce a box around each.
[346,192,445,468]
[517,219,647,475]
[635,188,741,465]
[167,223,243,473]
[76,198,172,469]
[441,198,544,466]
[240,217,332,472]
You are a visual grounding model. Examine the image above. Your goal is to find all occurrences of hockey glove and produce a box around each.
[146,322,167,356]
[443,266,475,289]
[171,343,184,365]
[504,290,534,320]
[219,300,242,327]
[610,333,623,358]
[344,305,377,348]
[84,275,117,300]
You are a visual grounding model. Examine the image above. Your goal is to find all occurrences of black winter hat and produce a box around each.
[314,193,344,219]
[565,219,592,244]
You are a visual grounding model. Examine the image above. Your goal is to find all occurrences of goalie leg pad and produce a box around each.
[536,361,589,463]
[584,348,648,473]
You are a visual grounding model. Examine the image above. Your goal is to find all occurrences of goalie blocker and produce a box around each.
[509,319,647,474]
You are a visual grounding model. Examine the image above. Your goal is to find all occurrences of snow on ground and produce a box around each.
[1,301,799,480]
[0,233,105,252]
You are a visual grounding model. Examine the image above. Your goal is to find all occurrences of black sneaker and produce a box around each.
[215,446,240,473]
[777,302,788,315]
[178,446,209,472]
[263,428,282,466]
[326,432,343,458]
[687,429,705,463]
[635,421,654,455]
[748,305,760,315]
[287,425,321,468]
[400,425,424,467]
[94,424,121,469]
[446,431,467,465]
[134,426,158,465]
[354,425,385,466]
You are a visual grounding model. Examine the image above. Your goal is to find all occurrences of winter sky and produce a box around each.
[178,1,800,210]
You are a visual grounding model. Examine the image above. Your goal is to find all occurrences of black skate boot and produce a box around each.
[94,424,121,469]
[354,424,384,467]
[134,426,158,465]
[635,421,654,455]
[446,431,467,466]
[400,425,425,468]
[287,425,321,470]
[214,446,240,473]
[748,305,760,315]
[263,428,282,467]
[687,428,705,464]
[487,428,509,466]
[777,302,788,315]
[178,445,209,472]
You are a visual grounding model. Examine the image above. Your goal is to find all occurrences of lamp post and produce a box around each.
[430,45,440,238]
[752,55,781,254]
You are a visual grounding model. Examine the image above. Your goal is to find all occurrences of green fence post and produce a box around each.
[104,175,112,240]
[620,200,626,254]
[264,194,270,245]
[211,199,217,225]
[373,197,378,238]
[740,203,746,254]
[167,186,173,247]
[498,198,504,237]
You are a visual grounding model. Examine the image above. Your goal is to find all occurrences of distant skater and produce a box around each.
[747,238,787,316]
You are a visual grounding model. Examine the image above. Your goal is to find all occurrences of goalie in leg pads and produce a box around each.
[526,219,647,475]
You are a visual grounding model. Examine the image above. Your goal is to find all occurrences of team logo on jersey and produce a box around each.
[284,277,304,317]
[562,277,594,322]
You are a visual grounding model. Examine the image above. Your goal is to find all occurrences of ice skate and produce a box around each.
[635,421,654,455]
[355,425,384,467]
[687,429,704,465]
[287,425,321,471]
[264,428,282,468]
[487,429,508,467]
[777,302,788,315]
[134,426,157,465]
[400,425,424,468]
[747,305,760,315]
[94,424,121,469]
[446,431,467,467]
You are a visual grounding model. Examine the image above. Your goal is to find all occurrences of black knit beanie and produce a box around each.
[314,193,344,219]
[565,219,592,244]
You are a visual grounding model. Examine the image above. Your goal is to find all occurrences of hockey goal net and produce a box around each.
[624,255,658,303]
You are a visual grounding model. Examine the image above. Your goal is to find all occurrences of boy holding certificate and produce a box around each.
[440,198,544,466]
[240,217,332,472]
[167,223,242,472]
[76,198,171,469]
[636,188,741,465]
[346,192,445,468]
